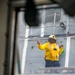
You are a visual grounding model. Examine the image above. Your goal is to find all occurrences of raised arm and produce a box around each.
[59,45,64,54]
[37,41,46,50]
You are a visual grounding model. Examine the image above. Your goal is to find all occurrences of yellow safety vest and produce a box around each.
[38,42,64,61]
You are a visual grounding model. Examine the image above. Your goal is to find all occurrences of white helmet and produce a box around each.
[49,35,56,40]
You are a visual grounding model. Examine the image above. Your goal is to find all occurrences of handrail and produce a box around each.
[38,67,75,70]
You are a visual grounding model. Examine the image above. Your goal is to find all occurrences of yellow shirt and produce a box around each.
[38,42,64,61]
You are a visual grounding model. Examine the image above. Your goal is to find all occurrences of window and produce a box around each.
[9,5,75,75]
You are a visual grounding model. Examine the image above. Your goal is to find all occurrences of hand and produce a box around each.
[37,41,40,45]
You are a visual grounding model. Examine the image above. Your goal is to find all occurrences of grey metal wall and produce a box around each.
[17,7,75,74]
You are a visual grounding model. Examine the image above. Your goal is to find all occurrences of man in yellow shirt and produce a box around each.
[37,35,64,67]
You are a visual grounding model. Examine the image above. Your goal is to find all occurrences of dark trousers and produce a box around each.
[45,60,60,67]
